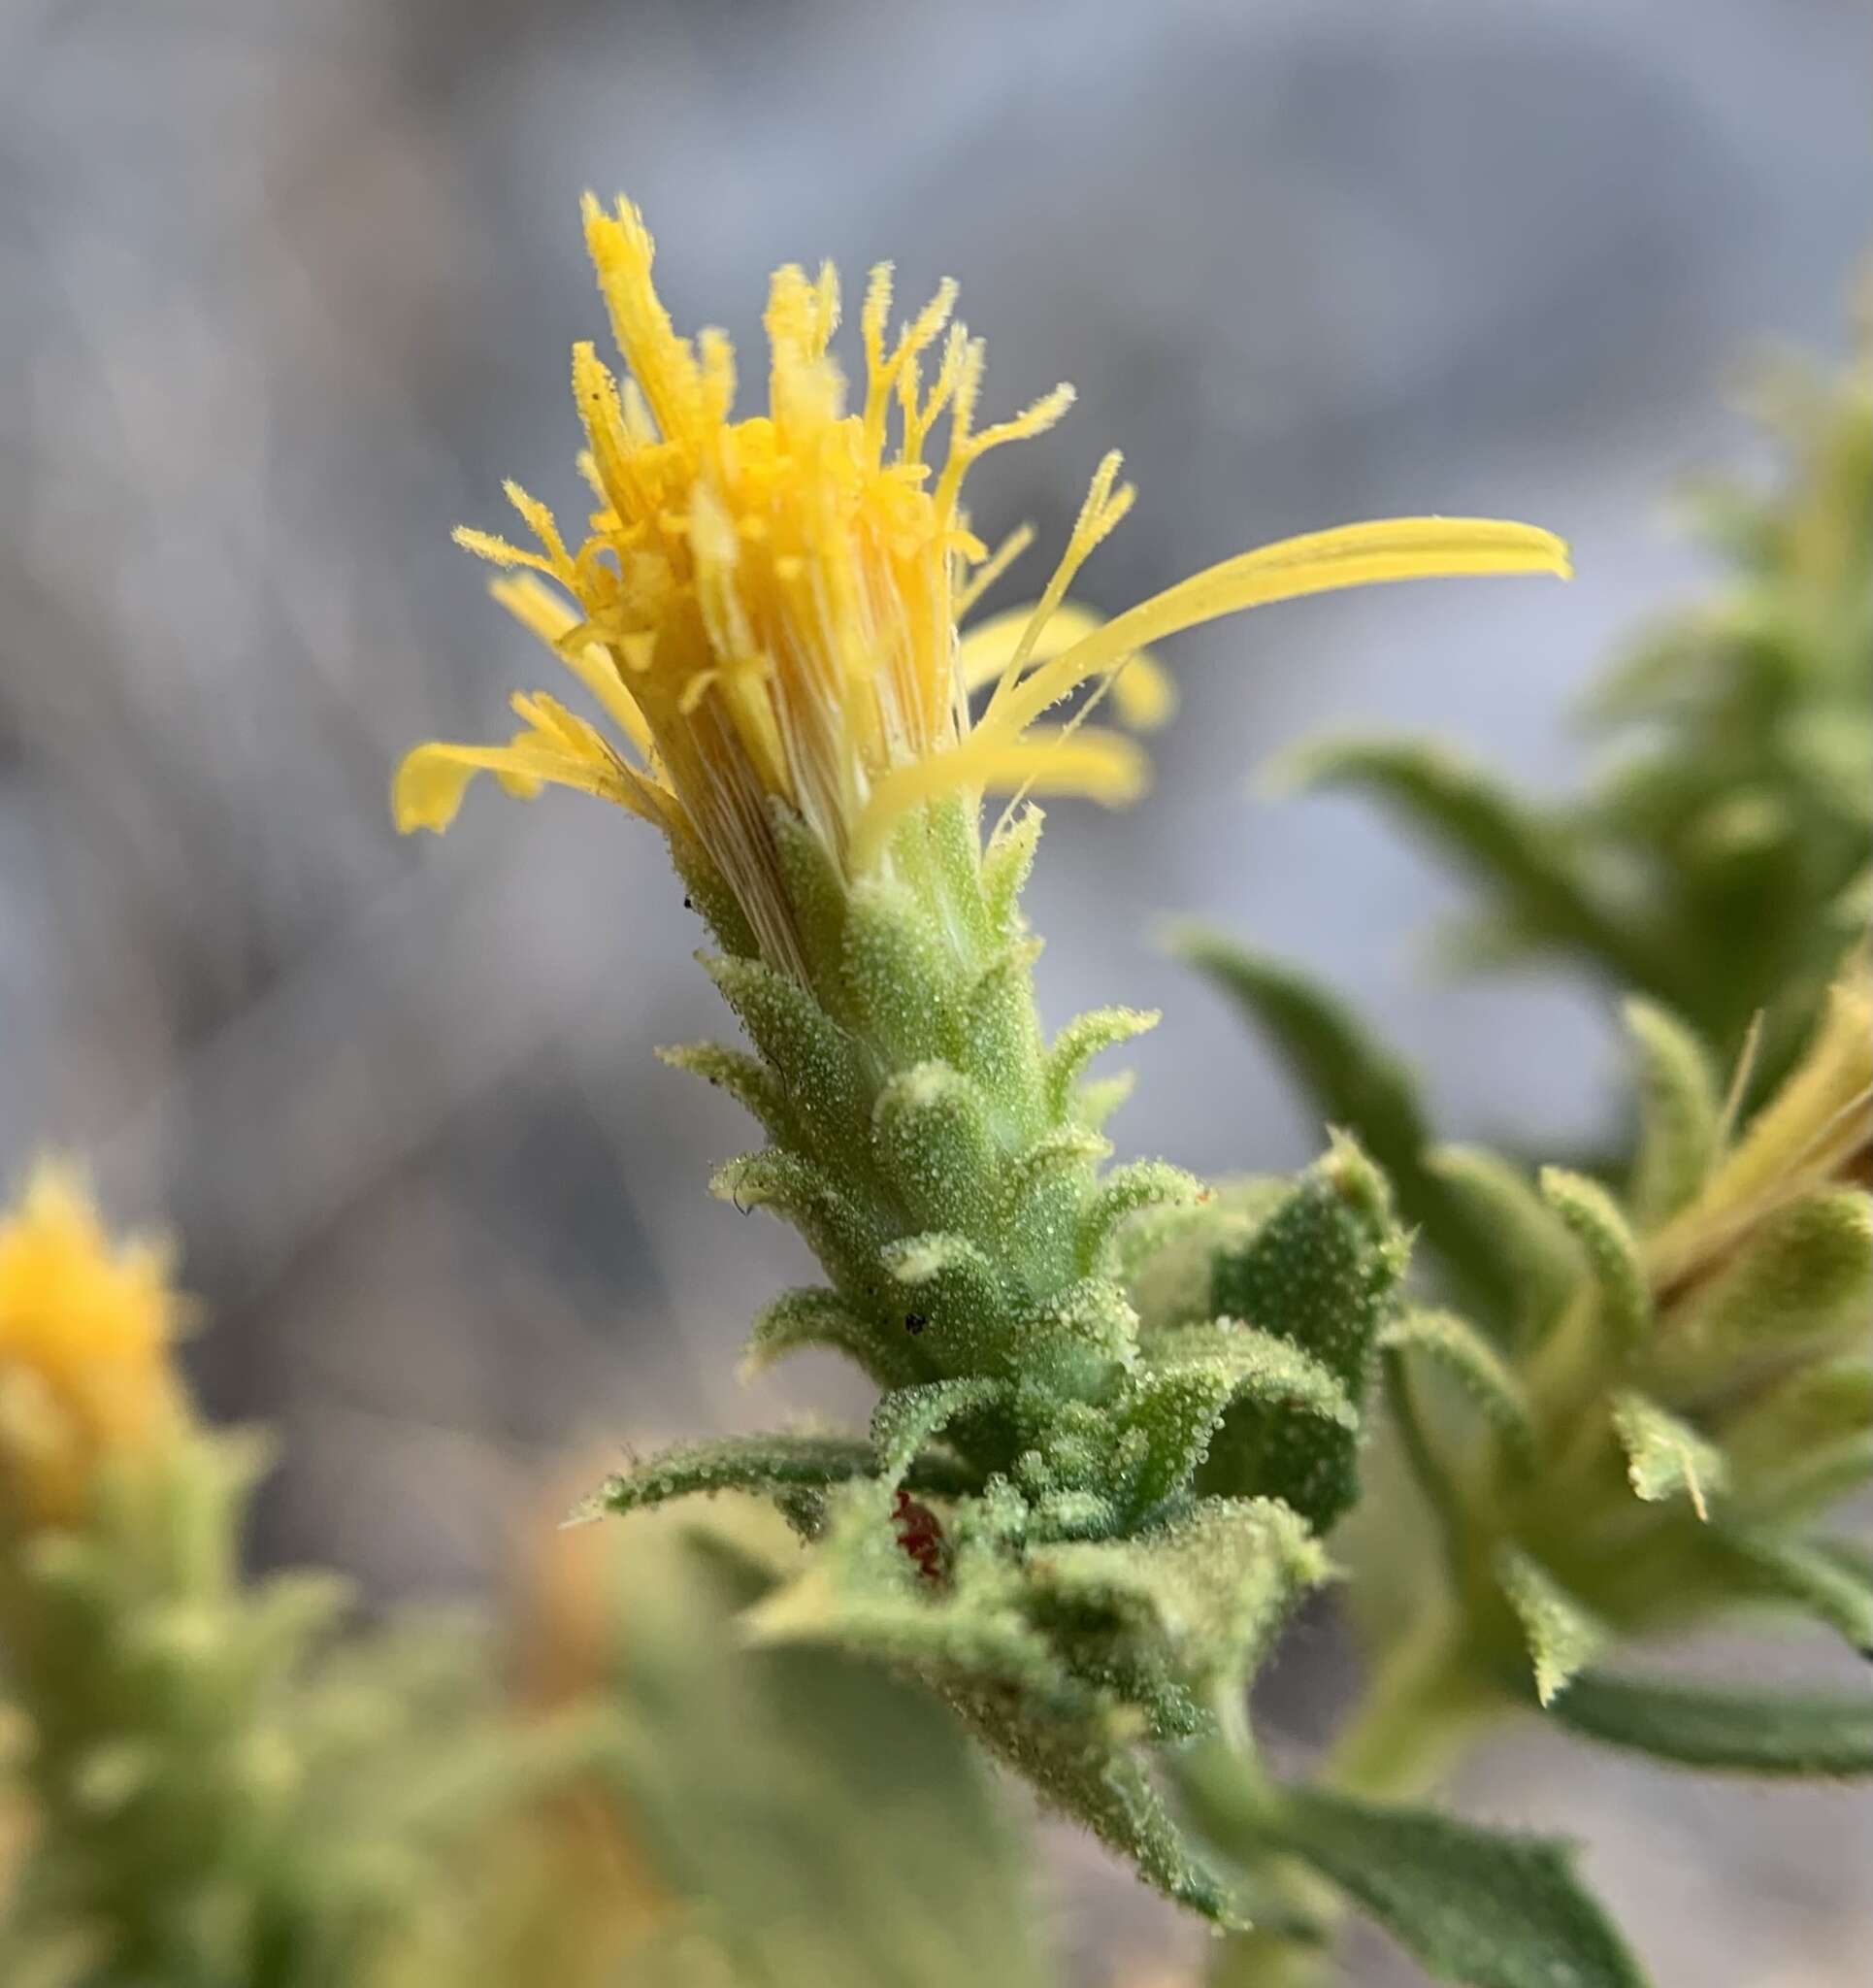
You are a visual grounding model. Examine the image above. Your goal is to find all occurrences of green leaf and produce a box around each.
[956,941,1046,1112]
[1539,1169,1653,1348]
[1710,1527,1873,1656]
[1547,1669,1873,1775]
[1111,1365,1240,1520]
[840,875,963,1065]
[1280,735,1671,998]
[584,1433,971,1523]
[1497,1548,1608,1706]
[1172,935,1518,1325]
[963,1699,1241,1925]
[1624,999,1723,1227]
[1723,1353,1872,1477]
[878,1231,1010,1372]
[1382,1308,1536,1474]
[1261,1783,1650,1988]
[598,1506,1055,1988]
[1607,1391,1727,1519]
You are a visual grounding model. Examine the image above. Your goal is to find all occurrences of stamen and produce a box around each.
[955,523,1035,617]
[983,451,1131,719]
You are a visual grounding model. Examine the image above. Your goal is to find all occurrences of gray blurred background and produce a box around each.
[2,2,1867,1980]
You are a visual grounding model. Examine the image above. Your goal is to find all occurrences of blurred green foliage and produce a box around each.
[1281,334,1870,1087]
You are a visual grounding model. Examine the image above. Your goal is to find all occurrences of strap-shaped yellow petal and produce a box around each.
[985,517,1571,742]
[958,603,1174,731]
[489,576,659,761]
[393,729,673,837]
[851,722,1147,869]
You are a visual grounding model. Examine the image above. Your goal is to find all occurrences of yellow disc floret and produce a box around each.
[0,1163,186,1524]
[396,194,1569,972]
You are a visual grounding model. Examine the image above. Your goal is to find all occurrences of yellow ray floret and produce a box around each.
[0,1162,187,1522]
[395,193,1569,963]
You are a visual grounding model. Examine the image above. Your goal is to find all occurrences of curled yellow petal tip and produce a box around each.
[392,746,478,834]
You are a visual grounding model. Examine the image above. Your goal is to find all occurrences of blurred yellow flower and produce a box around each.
[396,193,1568,972]
[0,1163,185,1523]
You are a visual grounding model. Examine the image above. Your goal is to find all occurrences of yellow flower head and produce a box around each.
[396,194,1568,970]
[0,1162,186,1524]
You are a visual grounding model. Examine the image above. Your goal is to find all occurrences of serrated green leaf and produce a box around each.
[1258,1783,1649,1988]
[745,1495,1068,1705]
[955,942,1045,1117]
[1539,1169,1653,1348]
[1125,1332,1354,1540]
[1112,1365,1239,1520]
[1002,1126,1111,1209]
[1072,1070,1137,1133]
[1497,1548,1608,1706]
[1720,1353,1873,1520]
[1607,1391,1727,1519]
[1624,999,1723,1227]
[877,1231,1009,1372]
[1547,1669,1873,1774]
[1123,1179,1291,1336]
[1723,1353,1872,1474]
[1382,1308,1536,1474]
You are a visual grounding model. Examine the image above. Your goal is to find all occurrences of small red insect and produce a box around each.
[892,1488,946,1583]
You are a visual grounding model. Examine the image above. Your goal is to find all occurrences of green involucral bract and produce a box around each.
[590,797,1409,1918]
